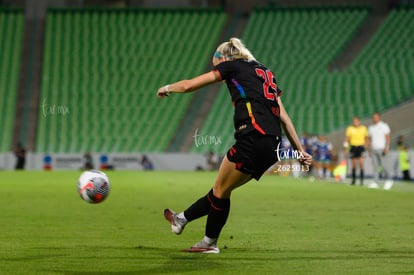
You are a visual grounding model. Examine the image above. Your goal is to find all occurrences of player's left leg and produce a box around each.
[206,155,252,238]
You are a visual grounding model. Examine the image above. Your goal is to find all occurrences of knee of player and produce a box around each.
[212,186,231,199]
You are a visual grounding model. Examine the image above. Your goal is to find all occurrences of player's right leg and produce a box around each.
[163,208,188,235]
[163,186,216,235]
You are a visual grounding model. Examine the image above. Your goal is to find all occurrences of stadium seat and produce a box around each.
[0,9,24,152]
[36,8,226,153]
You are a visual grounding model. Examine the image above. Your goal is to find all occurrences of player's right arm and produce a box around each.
[157,71,221,98]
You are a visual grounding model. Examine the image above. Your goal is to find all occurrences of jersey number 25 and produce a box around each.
[255,68,277,101]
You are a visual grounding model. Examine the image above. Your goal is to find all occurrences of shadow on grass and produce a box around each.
[4,245,414,274]
[4,245,225,274]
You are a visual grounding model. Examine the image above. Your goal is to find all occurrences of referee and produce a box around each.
[344,116,368,185]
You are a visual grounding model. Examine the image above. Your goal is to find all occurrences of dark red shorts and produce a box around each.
[227,131,281,180]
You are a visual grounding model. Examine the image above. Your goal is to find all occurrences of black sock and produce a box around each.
[205,190,230,239]
[352,168,356,184]
[183,189,211,222]
[360,170,364,185]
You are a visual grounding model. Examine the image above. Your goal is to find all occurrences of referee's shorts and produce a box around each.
[349,145,366,159]
[227,131,281,180]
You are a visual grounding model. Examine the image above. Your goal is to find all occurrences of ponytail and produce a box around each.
[216,37,256,61]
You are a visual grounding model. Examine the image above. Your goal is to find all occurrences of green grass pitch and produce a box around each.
[0,171,413,274]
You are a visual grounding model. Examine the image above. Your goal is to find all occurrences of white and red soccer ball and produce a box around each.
[77,170,110,204]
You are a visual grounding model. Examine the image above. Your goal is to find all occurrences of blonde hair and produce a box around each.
[215,37,256,61]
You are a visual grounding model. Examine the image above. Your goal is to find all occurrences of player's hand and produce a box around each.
[299,151,312,166]
[157,86,170,98]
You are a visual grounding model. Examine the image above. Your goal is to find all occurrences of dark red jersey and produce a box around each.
[213,59,283,138]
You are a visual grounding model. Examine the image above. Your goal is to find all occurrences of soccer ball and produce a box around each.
[77,170,110,204]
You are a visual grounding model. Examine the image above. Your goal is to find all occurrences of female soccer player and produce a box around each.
[157,38,312,253]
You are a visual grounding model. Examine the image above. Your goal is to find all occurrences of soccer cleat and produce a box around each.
[163,209,186,235]
[182,239,220,254]
[383,180,394,190]
[368,181,379,189]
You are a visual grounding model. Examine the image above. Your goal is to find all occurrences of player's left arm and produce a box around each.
[278,97,312,166]
[157,71,220,98]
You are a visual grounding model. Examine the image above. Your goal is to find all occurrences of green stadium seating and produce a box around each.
[0,9,24,152]
[37,9,226,153]
[348,8,414,107]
